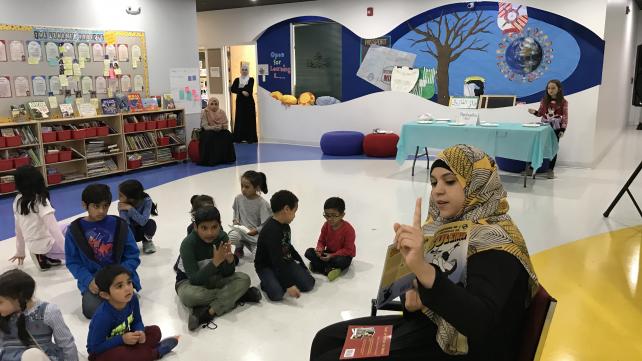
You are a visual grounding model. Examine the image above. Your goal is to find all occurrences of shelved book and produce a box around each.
[128,93,143,112]
[101,98,118,115]
[125,133,156,151]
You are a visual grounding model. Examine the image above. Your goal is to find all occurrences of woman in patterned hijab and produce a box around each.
[311,144,538,361]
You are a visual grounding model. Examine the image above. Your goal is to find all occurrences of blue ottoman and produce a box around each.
[320,131,365,156]
[496,157,550,173]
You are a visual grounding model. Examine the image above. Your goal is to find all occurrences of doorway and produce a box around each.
[225,44,260,138]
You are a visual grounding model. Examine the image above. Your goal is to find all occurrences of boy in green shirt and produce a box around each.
[174,206,261,331]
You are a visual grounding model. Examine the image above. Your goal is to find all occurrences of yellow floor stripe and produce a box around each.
[532,226,642,361]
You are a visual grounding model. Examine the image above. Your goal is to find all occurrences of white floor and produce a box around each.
[0,129,641,361]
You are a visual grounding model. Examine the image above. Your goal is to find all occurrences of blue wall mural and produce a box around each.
[256,2,604,106]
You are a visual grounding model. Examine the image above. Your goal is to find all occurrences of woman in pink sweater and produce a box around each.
[198,97,236,166]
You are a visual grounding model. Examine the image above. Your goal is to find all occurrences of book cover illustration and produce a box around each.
[100,98,117,115]
[128,93,143,112]
[340,325,392,359]
[27,101,49,119]
[114,93,129,113]
[59,103,74,118]
[142,97,159,111]
[162,93,175,109]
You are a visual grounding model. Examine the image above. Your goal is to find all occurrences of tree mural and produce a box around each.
[409,11,494,105]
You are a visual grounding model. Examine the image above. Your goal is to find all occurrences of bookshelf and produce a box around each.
[0,109,186,196]
[0,121,42,195]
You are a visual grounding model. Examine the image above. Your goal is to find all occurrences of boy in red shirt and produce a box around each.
[304,197,356,281]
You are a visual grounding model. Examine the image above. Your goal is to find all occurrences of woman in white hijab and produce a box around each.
[230,62,258,143]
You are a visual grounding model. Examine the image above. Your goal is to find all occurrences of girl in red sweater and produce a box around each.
[305,197,356,281]
[528,79,568,178]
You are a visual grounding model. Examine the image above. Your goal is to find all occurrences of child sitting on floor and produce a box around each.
[304,197,356,281]
[87,265,178,361]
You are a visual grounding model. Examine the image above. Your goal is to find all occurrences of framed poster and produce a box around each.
[117,44,128,62]
[0,40,6,62]
[77,42,91,61]
[49,75,62,95]
[0,76,11,97]
[32,75,47,96]
[133,74,144,92]
[61,42,75,58]
[9,40,25,62]
[95,76,107,94]
[14,76,30,96]
[45,41,58,64]
[120,74,131,92]
[105,44,116,60]
[81,75,93,94]
[92,43,104,61]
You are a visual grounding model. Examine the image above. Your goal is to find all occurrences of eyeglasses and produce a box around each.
[323,213,342,219]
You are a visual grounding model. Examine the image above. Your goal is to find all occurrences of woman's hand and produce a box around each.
[394,198,436,289]
[559,131,565,138]
[242,91,249,97]
[404,285,423,312]
[394,198,426,272]
[528,108,537,115]
[247,228,258,236]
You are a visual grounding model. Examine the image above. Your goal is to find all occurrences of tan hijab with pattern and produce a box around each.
[422,144,539,355]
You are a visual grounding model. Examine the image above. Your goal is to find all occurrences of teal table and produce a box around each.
[396,121,559,185]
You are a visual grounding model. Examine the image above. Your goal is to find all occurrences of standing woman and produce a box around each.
[230,62,258,143]
[199,98,236,166]
[528,79,568,179]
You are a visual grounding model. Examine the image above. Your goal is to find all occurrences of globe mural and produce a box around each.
[505,36,543,75]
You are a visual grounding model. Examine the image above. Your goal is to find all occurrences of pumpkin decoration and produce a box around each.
[270,91,283,100]
[280,94,298,105]
[298,91,316,106]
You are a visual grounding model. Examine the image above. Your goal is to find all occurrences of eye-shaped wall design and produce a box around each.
[256,2,604,107]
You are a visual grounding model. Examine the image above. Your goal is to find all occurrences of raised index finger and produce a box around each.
[413,198,422,228]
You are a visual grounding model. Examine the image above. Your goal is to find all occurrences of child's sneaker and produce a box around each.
[30,254,51,271]
[44,256,62,266]
[156,336,179,358]
[237,286,262,304]
[142,240,157,254]
[188,306,214,331]
[327,268,342,282]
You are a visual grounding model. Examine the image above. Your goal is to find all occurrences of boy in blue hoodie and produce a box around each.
[88,265,178,361]
[65,183,141,319]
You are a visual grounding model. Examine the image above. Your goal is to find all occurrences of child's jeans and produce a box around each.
[130,219,157,243]
[89,325,162,361]
[304,248,352,275]
[257,262,315,301]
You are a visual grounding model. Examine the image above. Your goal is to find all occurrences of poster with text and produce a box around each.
[169,68,200,114]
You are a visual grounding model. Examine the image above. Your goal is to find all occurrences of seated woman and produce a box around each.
[199,98,236,166]
[310,144,539,361]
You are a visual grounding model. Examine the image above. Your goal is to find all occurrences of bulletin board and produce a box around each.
[0,24,149,118]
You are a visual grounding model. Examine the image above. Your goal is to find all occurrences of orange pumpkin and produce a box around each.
[298,92,316,106]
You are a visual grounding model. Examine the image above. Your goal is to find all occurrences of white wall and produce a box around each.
[594,0,638,164]
[0,0,201,129]
[197,0,613,167]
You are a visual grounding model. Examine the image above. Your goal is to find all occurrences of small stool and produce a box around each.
[188,139,200,163]
[320,131,365,156]
[363,133,399,157]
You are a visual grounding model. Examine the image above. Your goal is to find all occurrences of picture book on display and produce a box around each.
[128,93,143,112]
[27,101,50,119]
[162,93,175,109]
[59,103,74,118]
[101,98,117,114]
[142,97,159,111]
[114,93,129,113]
[340,325,392,359]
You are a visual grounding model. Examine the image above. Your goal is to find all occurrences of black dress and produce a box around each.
[230,77,258,143]
[198,110,236,166]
